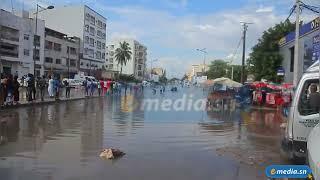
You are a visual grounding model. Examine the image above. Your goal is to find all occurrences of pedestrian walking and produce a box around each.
[54,77,60,100]
[26,74,33,101]
[31,75,36,100]
[0,74,5,107]
[64,80,71,98]
[124,82,128,95]
[13,76,20,105]
[89,80,95,96]
[48,76,54,98]
[83,78,88,96]
[38,75,47,101]
[98,80,102,96]
[6,75,13,105]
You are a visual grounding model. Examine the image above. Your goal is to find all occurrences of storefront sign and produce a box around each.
[277,67,285,76]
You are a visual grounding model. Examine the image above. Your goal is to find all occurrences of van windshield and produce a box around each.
[298,79,320,116]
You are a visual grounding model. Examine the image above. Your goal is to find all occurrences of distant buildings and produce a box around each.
[106,38,147,80]
[44,28,80,78]
[151,67,165,76]
[186,64,209,81]
[37,5,107,75]
[0,9,45,77]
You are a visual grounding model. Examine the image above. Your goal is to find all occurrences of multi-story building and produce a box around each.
[44,28,80,78]
[106,38,147,80]
[0,9,45,77]
[37,5,106,76]
[151,67,165,76]
[186,64,209,81]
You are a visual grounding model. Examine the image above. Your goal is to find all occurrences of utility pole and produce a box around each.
[240,22,252,84]
[293,0,301,86]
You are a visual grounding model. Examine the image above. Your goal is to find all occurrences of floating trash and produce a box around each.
[99,148,125,159]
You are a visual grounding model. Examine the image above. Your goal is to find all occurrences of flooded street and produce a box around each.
[0,87,288,180]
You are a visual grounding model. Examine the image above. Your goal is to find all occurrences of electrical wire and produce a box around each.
[229,37,242,64]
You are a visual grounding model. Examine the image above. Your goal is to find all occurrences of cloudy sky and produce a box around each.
[2,0,319,78]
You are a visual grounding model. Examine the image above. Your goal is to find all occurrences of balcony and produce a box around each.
[0,42,18,58]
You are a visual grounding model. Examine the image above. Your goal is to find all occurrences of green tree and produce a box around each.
[225,65,242,82]
[247,20,295,81]
[115,41,132,75]
[205,60,229,79]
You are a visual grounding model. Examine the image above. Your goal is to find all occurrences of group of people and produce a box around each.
[0,73,20,106]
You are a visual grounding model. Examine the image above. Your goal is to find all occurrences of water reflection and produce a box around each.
[0,89,287,180]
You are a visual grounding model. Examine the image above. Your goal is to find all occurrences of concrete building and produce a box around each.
[279,17,320,83]
[186,64,209,81]
[44,28,80,78]
[0,9,45,77]
[106,38,147,80]
[37,5,106,76]
[151,67,165,76]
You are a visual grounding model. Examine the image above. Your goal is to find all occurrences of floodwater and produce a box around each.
[0,87,287,180]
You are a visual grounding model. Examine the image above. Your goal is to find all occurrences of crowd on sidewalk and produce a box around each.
[0,73,145,107]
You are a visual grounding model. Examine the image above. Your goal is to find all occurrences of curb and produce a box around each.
[0,96,101,110]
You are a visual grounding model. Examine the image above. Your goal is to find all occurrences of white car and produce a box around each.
[62,78,83,87]
[308,123,320,180]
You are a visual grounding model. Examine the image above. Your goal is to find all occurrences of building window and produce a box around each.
[89,38,94,47]
[109,58,113,63]
[45,57,53,63]
[85,25,89,32]
[97,41,101,49]
[90,16,95,25]
[87,49,94,58]
[109,64,113,69]
[102,33,106,39]
[34,49,40,60]
[70,59,76,67]
[103,23,106,30]
[89,27,95,36]
[45,40,53,49]
[138,65,142,70]
[97,30,102,38]
[56,59,61,64]
[96,51,101,59]
[110,45,114,49]
[1,26,19,42]
[24,34,29,40]
[102,53,105,59]
[34,35,40,46]
[85,36,89,43]
[53,43,61,51]
[69,47,76,54]
[97,20,103,28]
[80,62,84,65]
[102,43,105,48]
[85,13,90,20]
[290,46,294,72]
[109,51,114,56]
[24,49,29,56]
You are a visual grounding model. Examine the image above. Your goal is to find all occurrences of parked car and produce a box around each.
[62,78,83,88]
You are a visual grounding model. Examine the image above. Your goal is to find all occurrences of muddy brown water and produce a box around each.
[0,87,290,180]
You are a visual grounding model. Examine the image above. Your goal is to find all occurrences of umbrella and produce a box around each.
[252,81,267,88]
[212,77,242,88]
[281,83,294,89]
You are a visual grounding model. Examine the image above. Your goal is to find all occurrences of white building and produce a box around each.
[37,5,106,76]
[106,38,147,80]
[0,9,45,77]
[44,28,80,78]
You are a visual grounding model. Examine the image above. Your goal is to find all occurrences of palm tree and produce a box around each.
[115,41,132,75]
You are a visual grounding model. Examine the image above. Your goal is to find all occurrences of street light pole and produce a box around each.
[33,4,54,76]
[196,48,207,74]
[67,46,70,79]
[293,0,301,86]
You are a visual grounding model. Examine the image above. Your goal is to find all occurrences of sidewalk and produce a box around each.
[1,87,101,109]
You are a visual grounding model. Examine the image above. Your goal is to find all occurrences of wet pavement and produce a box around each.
[0,87,288,180]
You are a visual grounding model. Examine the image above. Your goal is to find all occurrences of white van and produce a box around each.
[281,61,320,163]
[307,123,320,179]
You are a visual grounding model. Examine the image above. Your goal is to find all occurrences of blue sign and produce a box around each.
[313,34,320,61]
[277,67,285,76]
[265,165,313,179]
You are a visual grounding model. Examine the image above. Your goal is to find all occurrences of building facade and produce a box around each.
[186,64,209,81]
[106,39,147,80]
[37,5,106,76]
[279,17,320,83]
[44,28,80,78]
[151,67,165,76]
[0,9,45,77]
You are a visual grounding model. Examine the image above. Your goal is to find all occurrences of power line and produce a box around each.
[229,36,242,64]
[286,5,297,21]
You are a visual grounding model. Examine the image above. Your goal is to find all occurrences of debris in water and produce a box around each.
[100,148,125,159]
